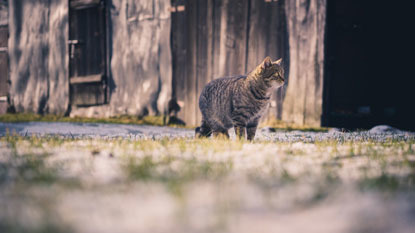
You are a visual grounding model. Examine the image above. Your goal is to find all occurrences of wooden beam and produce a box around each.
[69,74,102,84]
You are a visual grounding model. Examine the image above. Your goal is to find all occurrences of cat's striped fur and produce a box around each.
[196,57,285,140]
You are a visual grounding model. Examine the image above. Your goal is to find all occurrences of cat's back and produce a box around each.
[200,76,245,100]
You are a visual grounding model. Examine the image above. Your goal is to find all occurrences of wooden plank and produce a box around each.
[0,51,7,97]
[70,0,101,9]
[211,0,222,79]
[221,0,249,76]
[195,0,214,125]
[282,0,326,126]
[210,0,249,80]
[184,0,198,126]
[0,25,6,114]
[171,0,187,122]
[69,74,102,84]
[246,0,288,121]
[0,32,7,115]
[0,26,7,48]
[0,102,7,114]
[70,83,105,106]
[247,0,271,121]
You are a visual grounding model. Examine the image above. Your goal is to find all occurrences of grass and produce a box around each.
[260,118,329,132]
[1,134,414,193]
[0,218,73,233]
[359,173,415,192]
[125,155,232,194]
[0,152,59,184]
[0,134,79,186]
[1,113,333,131]
[1,134,414,232]
[0,113,188,127]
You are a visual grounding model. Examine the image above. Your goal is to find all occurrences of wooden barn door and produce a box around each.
[69,0,107,106]
[0,25,8,114]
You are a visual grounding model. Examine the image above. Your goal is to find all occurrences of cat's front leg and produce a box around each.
[246,118,260,141]
[232,109,248,139]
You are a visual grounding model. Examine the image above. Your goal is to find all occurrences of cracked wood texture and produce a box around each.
[7,0,173,117]
[172,0,325,127]
[282,0,326,126]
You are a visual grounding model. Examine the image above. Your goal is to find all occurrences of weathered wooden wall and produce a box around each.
[7,0,173,118]
[71,0,172,117]
[172,0,289,126]
[5,0,326,127]
[0,0,7,114]
[246,0,288,121]
[282,0,326,126]
[8,0,69,114]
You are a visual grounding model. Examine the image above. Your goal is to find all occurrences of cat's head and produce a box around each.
[259,57,285,88]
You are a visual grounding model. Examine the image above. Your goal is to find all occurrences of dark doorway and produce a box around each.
[0,25,8,114]
[69,0,108,106]
[323,0,414,130]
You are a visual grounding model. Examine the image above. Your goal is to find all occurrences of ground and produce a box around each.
[0,122,414,233]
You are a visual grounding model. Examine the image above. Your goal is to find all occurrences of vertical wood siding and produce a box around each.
[172,0,297,126]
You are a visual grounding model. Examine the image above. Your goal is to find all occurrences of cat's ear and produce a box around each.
[273,58,282,66]
[262,56,272,69]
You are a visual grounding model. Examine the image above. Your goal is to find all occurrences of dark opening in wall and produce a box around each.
[323,0,414,130]
[0,25,8,114]
[69,0,109,106]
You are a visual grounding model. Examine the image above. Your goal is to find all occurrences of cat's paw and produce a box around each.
[195,127,202,138]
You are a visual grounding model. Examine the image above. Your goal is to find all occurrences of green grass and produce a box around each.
[1,133,414,233]
[1,135,414,194]
[0,134,79,186]
[359,173,415,192]
[124,155,232,194]
[0,152,59,184]
[0,220,73,233]
[0,133,414,229]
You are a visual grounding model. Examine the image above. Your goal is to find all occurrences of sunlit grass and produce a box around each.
[0,134,414,196]
[1,133,414,232]
[0,113,189,128]
[124,155,232,194]
[260,118,329,132]
[0,113,335,131]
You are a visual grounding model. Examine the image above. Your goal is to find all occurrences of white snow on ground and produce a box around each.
[0,122,414,233]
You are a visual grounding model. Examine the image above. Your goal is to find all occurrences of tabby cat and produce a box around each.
[195,57,285,140]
